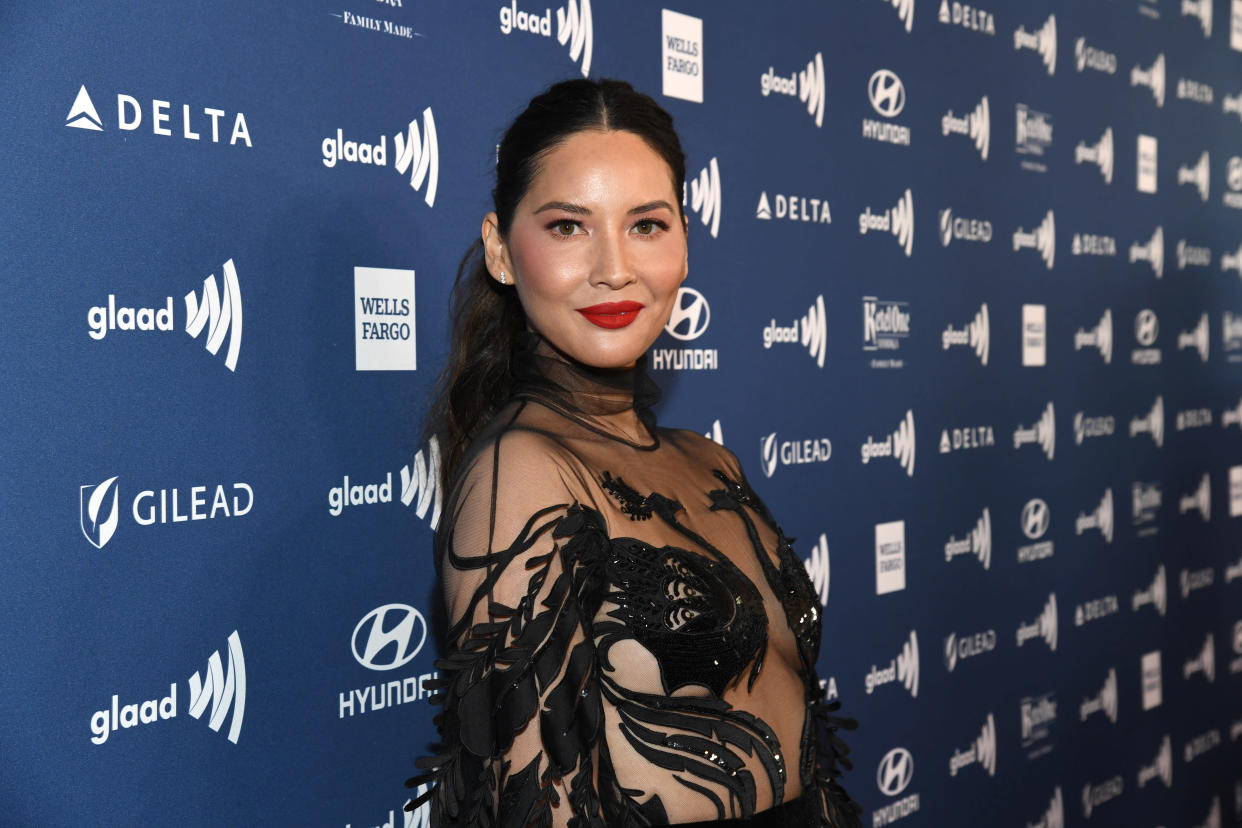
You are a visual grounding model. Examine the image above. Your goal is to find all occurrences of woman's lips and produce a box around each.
[576,301,645,329]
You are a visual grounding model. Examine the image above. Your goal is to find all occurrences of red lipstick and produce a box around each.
[576,301,645,329]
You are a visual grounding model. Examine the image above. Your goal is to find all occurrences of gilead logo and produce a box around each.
[90,631,246,745]
[66,85,251,146]
[78,477,254,549]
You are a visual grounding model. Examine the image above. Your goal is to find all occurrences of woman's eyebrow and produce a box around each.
[628,200,675,215]
[533,201,591,214]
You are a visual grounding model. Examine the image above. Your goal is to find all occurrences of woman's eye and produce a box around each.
[634,220,655,235]
[554,220,579,236]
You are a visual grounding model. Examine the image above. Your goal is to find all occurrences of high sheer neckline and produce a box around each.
[510,331,662,450]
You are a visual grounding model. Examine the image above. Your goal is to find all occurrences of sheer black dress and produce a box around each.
[409,334,860,827]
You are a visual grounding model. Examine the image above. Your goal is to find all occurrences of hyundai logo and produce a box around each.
[664,286,711,341]
[352,604,427,671]
[1021,498,1051,540]
[868,69,906,118]
[1135,309,1159,346]
[876,747,914,796]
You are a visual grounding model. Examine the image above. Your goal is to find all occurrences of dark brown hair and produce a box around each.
[426,78,687,492]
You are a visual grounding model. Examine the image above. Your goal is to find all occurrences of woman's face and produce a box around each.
[486,129,688,369]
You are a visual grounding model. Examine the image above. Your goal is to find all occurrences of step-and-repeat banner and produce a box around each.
[2,1,1241,825]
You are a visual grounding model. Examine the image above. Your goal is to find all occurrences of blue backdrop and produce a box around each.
[2,1,1241,826]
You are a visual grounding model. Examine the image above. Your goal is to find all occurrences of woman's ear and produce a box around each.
[481,212,512,284]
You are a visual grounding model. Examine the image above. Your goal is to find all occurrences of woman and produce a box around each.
[408,78,860,827]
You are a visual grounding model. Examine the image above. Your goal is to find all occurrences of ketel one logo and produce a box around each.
[65,85,252,146]
[79,477,254,549]
[860,410,916,477]
[949,712,997,777]
[802,534,830,607]
[498,0,593,77]
[684,158,722,239]
[87,259,244,371]
[89,631,246,745]
[321,107,440,207]
[858,189,914,257]
[941,95,990,160]
[352,604,427,671]
[663,287,710,341]
[1013,210,1055,270]
[759,52,826,127]
[1013,13,1057,75]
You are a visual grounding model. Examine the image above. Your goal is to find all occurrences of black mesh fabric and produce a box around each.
[409,333,861,827]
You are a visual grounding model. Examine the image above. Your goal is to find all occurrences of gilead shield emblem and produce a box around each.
[80,476,120,549]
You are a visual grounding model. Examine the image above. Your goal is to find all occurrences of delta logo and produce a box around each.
[65,85,252,147]
[87,259,243,372]
[322,107,439,207]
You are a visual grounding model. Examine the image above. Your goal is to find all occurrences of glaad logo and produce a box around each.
[938,0,995,35]
[873,0,914,33]
[1013,210,1055,269]
[1130,226,1164,277]
[941,96,989,160]
[1129,395,1164,448]
[351,788,432,828]
[1014,14,1057,75]
[1131,53,1166,107]
[760,52,825,127]
[943,627,996,672]
[1079,667,1118,724]
[762,294,827,368]
[78,477,253,549]
[1137,735,1173,788]
[1016,593,1058,651]
[875,520,906,595]
[1224,241,1242,278]
[1027,786,1063,828]
[1081,776,1124,819]
[1014,402,1056,460]
[80,475,120,549]
[1181,0,1213,37]
[1075,127,1113,184]
[1224,396,1242,429]
[88,259,244,371]
[1020,693,1057,754]
[322,107,439,207]
[1132,481,1162,533]
[705,419,723,445]
[498,0,593,77]
[1015,105,1054,171]
[759,431,832,478]
[1133,564,1168,616]
[949,713,996,777]
[939,208,992,247]
[1075,488,1114,542]
[662,9,702,103]
[941,303,989,365]
[89,631,246,745]
[858,189,914,257]
[1075,37,1117,74]
[1225,94,1242,124]
[684,158,722,238]
[1178,472,1211,522]
[1229,551,1242,583]
[944,507,991,569]
[352,604,427,671]
[65,85,252,146]
[327,437,442,529]
[803,534,830,607]
[1074,309,1113,364]
[865,630,919,697]
[863,69,911,146]
[1073,412,1116,446]
[1133,309,1162,364]
[655,286,717,371]
[755,191,831,224]
[861,410,916,477]
[1233,619,1242,673]
[1178,150,1211,201]
[1190,797,1222,828]
[1178,312,1210,362]
[1183,631,1216,682]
